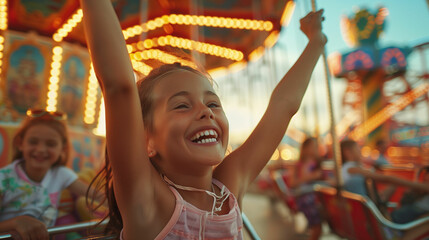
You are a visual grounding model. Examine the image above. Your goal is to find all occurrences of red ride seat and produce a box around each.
[314,185,429,240]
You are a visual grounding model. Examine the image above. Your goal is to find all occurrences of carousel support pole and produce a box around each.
[310,75,320,137]
[310,0,343,187]
[190,0,203,67]
[419,45,429,128]
[139,0,148,42]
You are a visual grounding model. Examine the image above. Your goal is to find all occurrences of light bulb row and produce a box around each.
[127,36,243,61]
[46,46,63,111]
[0,0,7,30]
[130,49,197,69]
[131,60,153,76]
[123,14,273,40]
[84,65,99,124]
[53,9,83,42]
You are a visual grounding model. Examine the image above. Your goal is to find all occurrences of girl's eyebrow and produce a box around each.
[167,90,218,103]
[167,91,189,103]
[205,91,218,97]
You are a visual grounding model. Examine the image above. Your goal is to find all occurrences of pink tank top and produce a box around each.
[121,179,244,240]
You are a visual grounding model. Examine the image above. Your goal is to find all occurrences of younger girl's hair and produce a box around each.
[299,137,317,162]
[90,63,212,236]
[340,139,357,164]
[12,113,70,166]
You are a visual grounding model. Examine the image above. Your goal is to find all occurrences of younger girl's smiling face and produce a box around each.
[148,69,229,171]
[19,124,65,173]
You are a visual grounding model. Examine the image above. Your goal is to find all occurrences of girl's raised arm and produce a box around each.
[80,0,159,225]
[215,10,326,198]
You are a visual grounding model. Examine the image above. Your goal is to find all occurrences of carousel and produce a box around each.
[0,0,294,239]
[1,0,429,239]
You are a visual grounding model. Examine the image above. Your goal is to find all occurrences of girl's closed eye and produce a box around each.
[207,102,220,108]
[174,103,190,110]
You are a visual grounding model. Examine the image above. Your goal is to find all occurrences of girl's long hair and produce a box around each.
[88,63,211,237]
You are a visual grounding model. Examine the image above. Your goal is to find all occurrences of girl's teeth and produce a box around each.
[196,138,217,144]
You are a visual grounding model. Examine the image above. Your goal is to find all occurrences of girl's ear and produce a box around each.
[146,138,157,158]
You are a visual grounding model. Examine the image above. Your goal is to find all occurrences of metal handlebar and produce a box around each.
[0,219,108,239]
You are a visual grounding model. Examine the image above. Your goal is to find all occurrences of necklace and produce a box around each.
[162,174,230,215]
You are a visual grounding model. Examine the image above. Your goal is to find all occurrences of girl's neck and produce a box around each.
[20,161,49,183]
[159,158,214,190]
[164,169,213,191]
[163,174,230,214]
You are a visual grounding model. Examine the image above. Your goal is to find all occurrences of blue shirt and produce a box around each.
[342,161,368,196]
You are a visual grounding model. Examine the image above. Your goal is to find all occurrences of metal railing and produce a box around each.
[0,219,108,239]
[0,213,260,239]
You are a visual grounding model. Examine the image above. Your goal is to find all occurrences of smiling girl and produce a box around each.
[0,110,91,240]
[81,0,327,239]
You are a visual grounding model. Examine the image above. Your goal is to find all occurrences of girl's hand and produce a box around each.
[13,216,48,240]
[300,9,327,45]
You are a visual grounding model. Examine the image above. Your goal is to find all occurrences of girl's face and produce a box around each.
[303,140,319,159]
[148,70,229,170]
[19,124,65,172]
[349,144,361,162]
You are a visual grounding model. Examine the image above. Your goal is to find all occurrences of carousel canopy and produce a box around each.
[8,0,294,72]
[0,0,294,127]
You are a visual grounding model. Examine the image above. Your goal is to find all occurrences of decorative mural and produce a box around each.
[58,43,91,125]
[1,32,52,119]
[7,45,44,113]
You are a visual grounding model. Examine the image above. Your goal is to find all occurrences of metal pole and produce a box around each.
[139,0,148,42]
[310,0,343,187]
[242,213,262,240]
[310,75,320,137]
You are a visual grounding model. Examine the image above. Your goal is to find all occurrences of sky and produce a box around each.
[215,0,429,145]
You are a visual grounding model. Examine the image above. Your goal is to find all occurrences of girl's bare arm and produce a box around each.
[349,167,429,193]
[80,0,160,224]
[215,10,326,199]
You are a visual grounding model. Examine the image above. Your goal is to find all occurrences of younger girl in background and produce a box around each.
[0,110,91,240]
[81,0,327,239]
[290,137,325,240]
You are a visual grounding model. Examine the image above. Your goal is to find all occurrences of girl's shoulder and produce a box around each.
[0,162,21,191]
[0,161,19,175]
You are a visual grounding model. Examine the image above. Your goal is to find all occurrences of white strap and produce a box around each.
[162,174,229,215]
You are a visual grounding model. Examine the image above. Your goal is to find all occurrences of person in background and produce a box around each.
[0,109,94,240]
[340,140,429,206]
[290,137,332,240]
[391,166,429,224]
[374,139,390,167]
